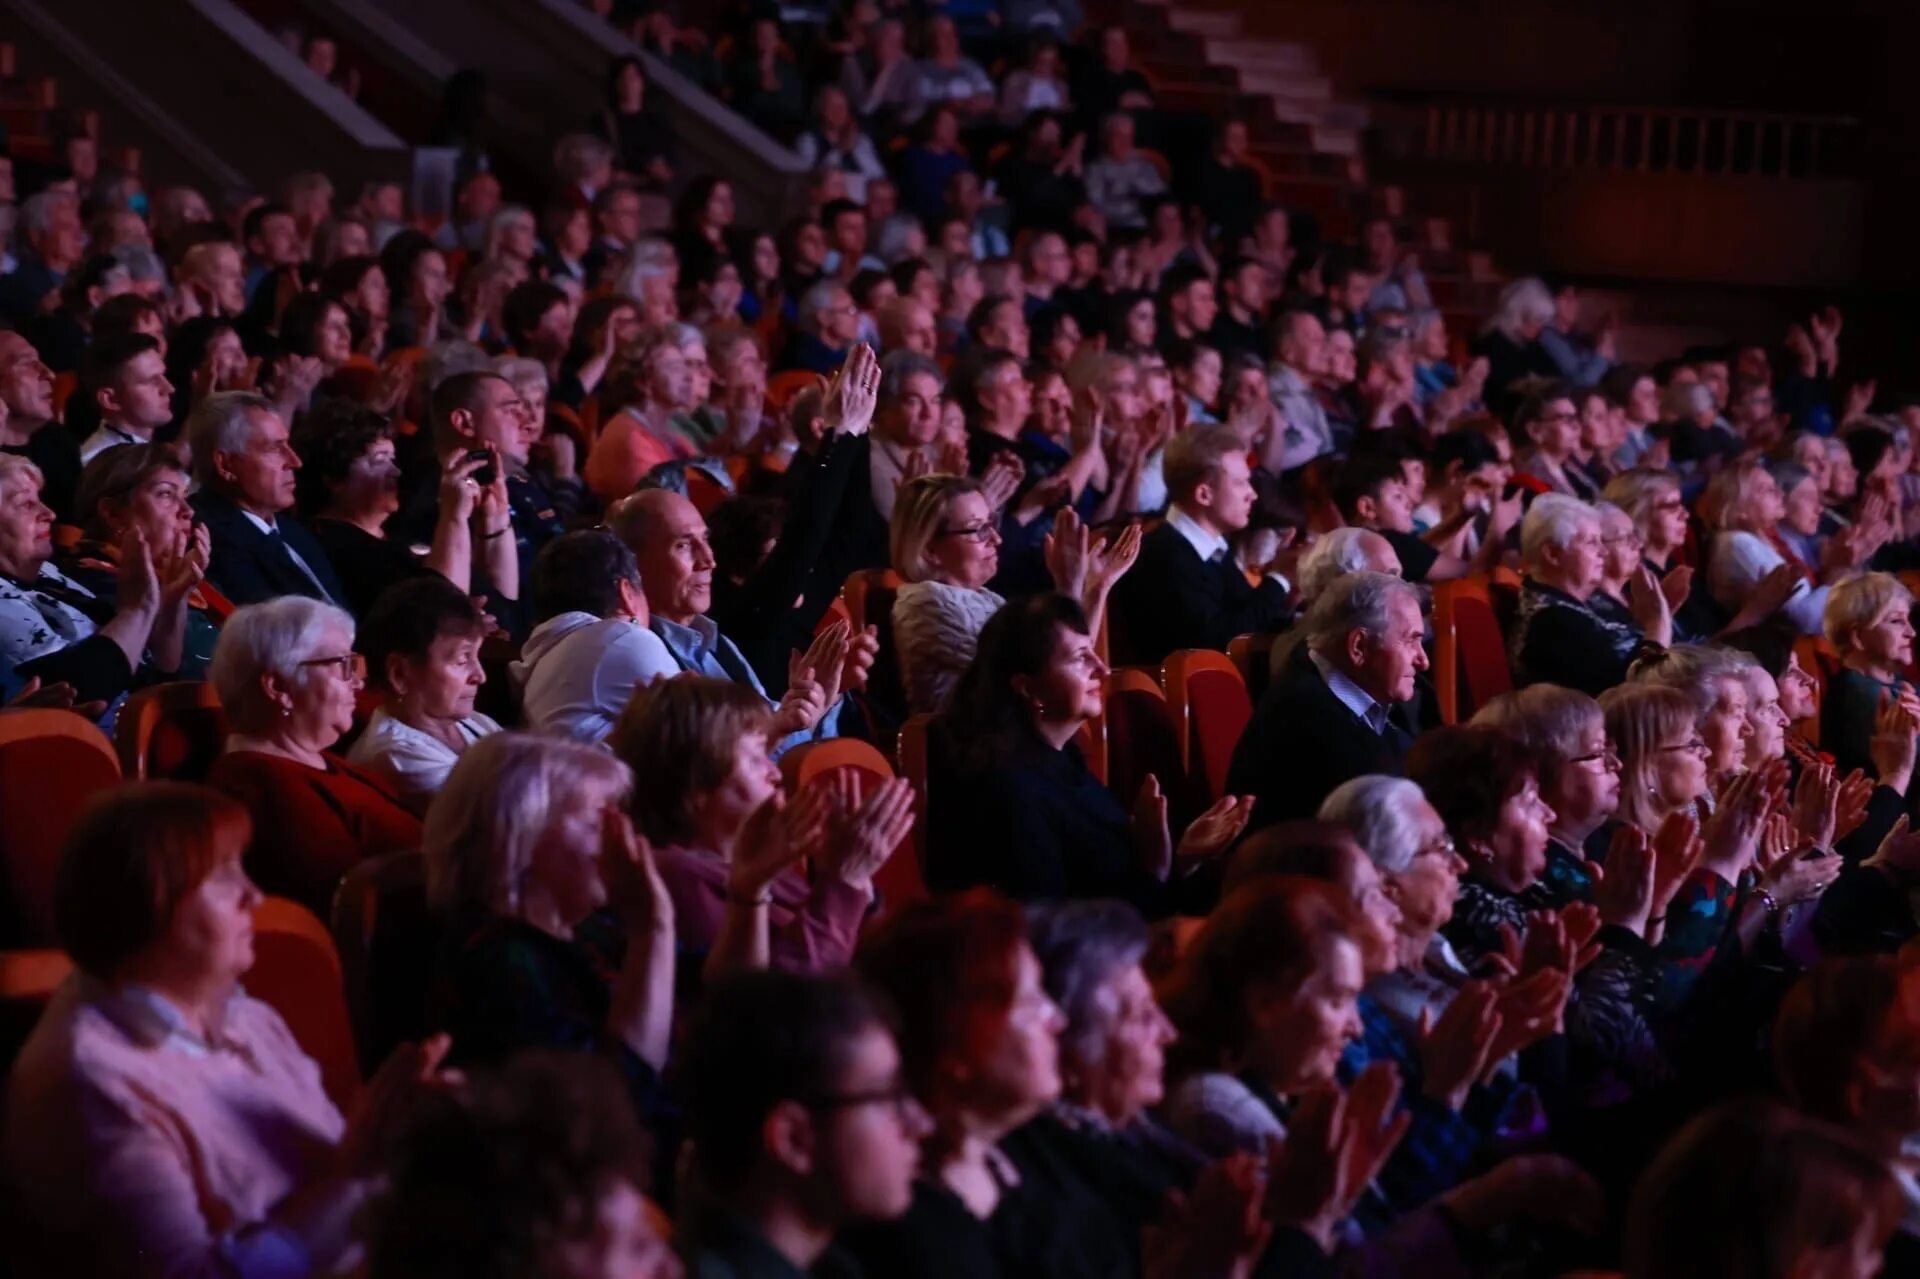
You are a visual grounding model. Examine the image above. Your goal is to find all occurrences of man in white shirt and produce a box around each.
[78,331,175,463]
[512,528,676,742]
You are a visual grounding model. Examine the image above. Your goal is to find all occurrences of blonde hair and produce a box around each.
[0,453,46,504]
[890,474,980,583]
[1599,682,1698,833]
[422,732,632,916]
[1471,684,1603,796]
[1699,458,1774,532]
[1824,572,1912,650]
[1601,468,1680,541]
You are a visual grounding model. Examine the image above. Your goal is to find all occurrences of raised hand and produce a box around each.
[771,673,829,738]
[115,526,160,616]
[439,449,489,523]
[1650,807,1704,920]
[977,451,1025,511]
[1146,1153,1271,1279]
[1659,564,1694,614]
[1095,521,1145,594]
[787,620,852,720]
[1045,505,1095,601]
[1485,968,1570,1074]
[341,1033,462,1174]
[1176,795,1256,865]
[827,343,880,437]
[1418,980,1502,1111]
[841,624,880,694]
[1700,766,1771,878]
[156,521,211,603]
[730,784,832,902]
[1870,692,1920,795]
[1626,564,1673,645]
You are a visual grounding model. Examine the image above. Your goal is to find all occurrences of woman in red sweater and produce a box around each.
[207,596,422,915]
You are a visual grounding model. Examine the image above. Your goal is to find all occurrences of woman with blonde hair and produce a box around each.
[424,731,677,1106]
[1703,457,1880,635]
[1821,571,1919,778]
[890,475,1140,715]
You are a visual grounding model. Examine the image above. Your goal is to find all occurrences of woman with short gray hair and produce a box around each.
[1510,494,1667,695]
[207,597,421,915]
[1474,276,1561,414]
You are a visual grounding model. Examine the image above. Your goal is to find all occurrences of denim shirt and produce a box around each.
[650,614,844,756]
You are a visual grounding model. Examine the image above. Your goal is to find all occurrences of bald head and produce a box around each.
[878,297,937,357]
[610,488,715,623]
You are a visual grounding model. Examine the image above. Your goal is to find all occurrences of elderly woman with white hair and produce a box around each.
[1296,527,1402,606]
[1510,493,1670,696]
[1627,644,1757,786]
[206,596,422,916]
[1472,277,1561,416]
[0,453,197,711]
[424,731,680,1119]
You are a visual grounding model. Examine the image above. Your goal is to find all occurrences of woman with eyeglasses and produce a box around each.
[1512,385,1601,500]
[927,593,1248,914]
[1704,457,1877,637]
[0,453,200,715]
[890,476,1138,715]
[1510,494,1671,697]
[207,597,422,917]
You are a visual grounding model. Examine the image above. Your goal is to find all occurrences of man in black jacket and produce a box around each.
[1110,423,1292,665]
[187,391,345,607]
[1227,570,1427,828]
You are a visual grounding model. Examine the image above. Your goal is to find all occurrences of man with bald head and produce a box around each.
[876,297,937,357]
[609,488,876,754]
[0,331,81,521]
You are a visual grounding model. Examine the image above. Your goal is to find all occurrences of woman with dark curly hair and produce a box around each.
[292,398,515,618]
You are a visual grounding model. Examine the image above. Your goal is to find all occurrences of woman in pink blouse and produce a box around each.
[2,782,452,1279]
[610,676,913,974]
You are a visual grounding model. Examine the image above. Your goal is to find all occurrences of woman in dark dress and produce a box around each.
[291,398,513,620]
[926,593,1250,915]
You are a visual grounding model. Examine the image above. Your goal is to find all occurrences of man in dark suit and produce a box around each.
[1227,570,1427,827]
[187,391,346,607]
[1110,423,1293,665]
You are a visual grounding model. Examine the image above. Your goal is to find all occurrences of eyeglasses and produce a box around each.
[937,522,998,543]
[1536,411,1580,427]
[1657,737,1710,758]
[1570,746,1622,769]
[1600,532,1643,548]
[1417,832,1456,860]
[300,652,368,684]
[807,1080,920,1119]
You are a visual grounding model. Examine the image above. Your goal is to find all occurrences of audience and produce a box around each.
[207,596,421,914]
[5,14,1920,1272]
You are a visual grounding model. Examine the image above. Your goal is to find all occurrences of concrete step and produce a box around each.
[1164,8,1243,39]
[1201,37,1319,73]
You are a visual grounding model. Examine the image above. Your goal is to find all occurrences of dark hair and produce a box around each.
[77,330,163,426]
[1104,288,1154,349]
[1429,426,1502,478]
[278,290,346,360]
[501,280,569,353]
[429,369,510,445]
[1719,625,1797,680]
[855,891,1029,1101]
[821,198,864,232]
[1220,821,1367,896]
[888,256,934,297]
[359,576,489,693]
[164,315,241,421]
[1404,725,1536,846]
[290,397,392,517]
[940,594,1089,773]
[707,493,787,585]
[566,295,637,368]
[673,175,727,237]
[680,970,891,1191]
[241,201,293,248]
[1622,1098,1901,1279]
[379,229,437,302]
[319,253,384,304]
[55,783,253,979]
[530,528,640,623]
[604,53,645,112]
[73,442,190,541]
[1844,424,1894,480]
[1598,362,1652,411]
[964,294,1015,344]
[89,292,163,345]
[366,1052,655,1279]
[608,676,774,846]
[1330,455,1406,524]
[1511,381,1577,436]
[1160,877,1363,1073]
[1158,261,1210,306]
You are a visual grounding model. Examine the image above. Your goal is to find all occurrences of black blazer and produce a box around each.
[1109,521,1292,667]
[192,491,346,608]
[1225,645,1417,829]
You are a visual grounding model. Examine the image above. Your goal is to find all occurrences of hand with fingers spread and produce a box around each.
[1765,844,1842,908]
[1626,564,1673,646]
[730,785,833,903]
[1834,768,1877,841]
[1264,1066,1412,1252]
[1649,807,1704,922]
[1871,691,1920,796]
[977,451,1026,512]
[780,623,851,733]
[821,774,916,889]
[1699,767,1770,880]
[1790,759,1843,850]
[1176,795,1256,865]
[1418,980,1502,1111]
[1094,522,1145,596]
[1486,967,1570,1072]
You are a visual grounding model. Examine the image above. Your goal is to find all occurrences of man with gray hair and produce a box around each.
[1296,527,1402,605]
[782,279,860,376]
[1227,570,1427,827]
[187,391,345,606]
[0,190,84,323]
